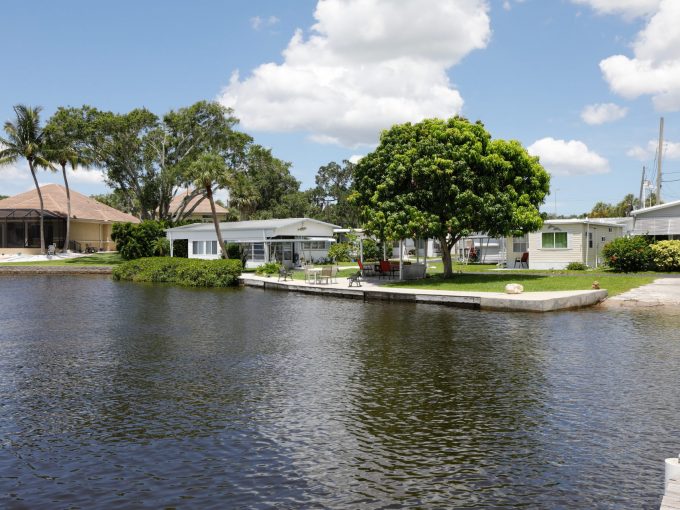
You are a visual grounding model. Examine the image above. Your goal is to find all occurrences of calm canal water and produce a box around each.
[1,275,679,508]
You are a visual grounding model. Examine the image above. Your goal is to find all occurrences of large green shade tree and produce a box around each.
[352,116,550,277]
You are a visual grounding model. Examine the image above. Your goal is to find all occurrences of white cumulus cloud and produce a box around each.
[581,103,628,124]
[528,137,610,176]
[627,140,680,161]
[0,164,30,183]
[219,0,491,148]
[597,0,680,111]
[66,166,105,185]
[571,0,661,19]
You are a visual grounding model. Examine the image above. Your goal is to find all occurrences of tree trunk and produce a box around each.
[29,160,46,254]
[61,163,72,252]
[440,234,453,278]
[207,186,228,259]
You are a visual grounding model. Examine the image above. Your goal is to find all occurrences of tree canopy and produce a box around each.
[352,116,550,276]
[2,100,366,230]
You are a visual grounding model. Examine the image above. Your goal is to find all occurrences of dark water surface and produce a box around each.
[1,275,679,509]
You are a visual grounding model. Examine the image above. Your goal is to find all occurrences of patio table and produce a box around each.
[307,267,322,284]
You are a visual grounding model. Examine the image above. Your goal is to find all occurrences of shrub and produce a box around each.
[112,257,242,287]
[111,220,167,260]
[361,239,380,261]
[602,236,655,273]
[328,242,352,262]
[566,262,588,271]
[153,237,170,257]
[255,261,281,276]
[651,240,680,272]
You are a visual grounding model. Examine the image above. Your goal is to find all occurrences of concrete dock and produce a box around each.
[602,277,680,308]
[239,274,607,312]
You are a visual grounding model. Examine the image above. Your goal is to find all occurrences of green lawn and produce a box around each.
[387,272,656,296]
[1,253,124,266]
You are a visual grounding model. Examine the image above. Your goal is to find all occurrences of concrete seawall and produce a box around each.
[239,275,607,313]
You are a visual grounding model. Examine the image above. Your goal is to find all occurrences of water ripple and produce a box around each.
[0,276,679,508]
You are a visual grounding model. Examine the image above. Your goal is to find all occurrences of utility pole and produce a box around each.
[639,166,646,209]
[657,117,664,204]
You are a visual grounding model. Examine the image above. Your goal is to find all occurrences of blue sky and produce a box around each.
[1,0,679,215]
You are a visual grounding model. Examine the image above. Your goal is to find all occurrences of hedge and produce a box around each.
[112,257,242,287]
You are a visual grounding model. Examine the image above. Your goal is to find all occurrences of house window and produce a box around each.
[301,241,329,250]
[252,242,265,260]
[589,232,593,249]
[513,235,527,253]
[542,232,568,249]
[192,241,218,255]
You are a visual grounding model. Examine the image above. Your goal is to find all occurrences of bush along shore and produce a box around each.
[112,257,242,287]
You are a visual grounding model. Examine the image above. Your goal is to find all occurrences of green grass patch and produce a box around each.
[112,257,242,287]
[388,273,656,296]
[1,253,125,266]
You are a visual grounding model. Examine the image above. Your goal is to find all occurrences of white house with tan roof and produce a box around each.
[0,184,139,255]
[169,190,230,222]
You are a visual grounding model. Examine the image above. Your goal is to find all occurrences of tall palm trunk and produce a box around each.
[206,186,228,259]
[28,159,46,254]
[61,163,72,252]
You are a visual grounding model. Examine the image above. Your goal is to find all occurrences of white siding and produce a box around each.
[529,224,583,269]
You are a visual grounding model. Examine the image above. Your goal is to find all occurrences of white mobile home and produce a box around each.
[506,219,624,269]
[630,200,680,239]
[166,218,339,268]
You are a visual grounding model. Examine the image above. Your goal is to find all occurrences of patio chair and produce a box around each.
[318,266,332,284]
[330,265,338,283]
[378,260,396,279]
[278,267,294,282]
[357,260,374,277]
[347,271,362,287]
[47,244,56,256]
[514,252,529,268]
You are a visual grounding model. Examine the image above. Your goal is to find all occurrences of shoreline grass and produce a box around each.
[387,272,656,296]
[0,253,124,266]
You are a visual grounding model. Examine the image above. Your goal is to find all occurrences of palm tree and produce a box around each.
[0,105,51,253]
[229,172,260,220]
[186,152,232,259]
[44,116,89,252]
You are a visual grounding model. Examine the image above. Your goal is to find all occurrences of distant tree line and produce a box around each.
[586,192,659,218]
